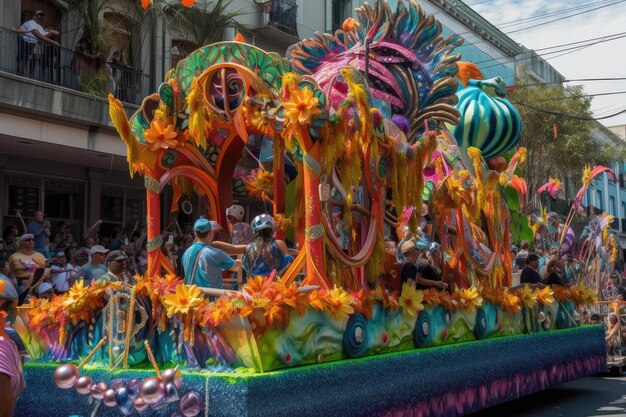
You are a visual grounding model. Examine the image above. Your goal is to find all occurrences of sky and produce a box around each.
[467,0,626,128]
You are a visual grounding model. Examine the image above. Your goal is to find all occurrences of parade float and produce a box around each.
[14,1,606,416]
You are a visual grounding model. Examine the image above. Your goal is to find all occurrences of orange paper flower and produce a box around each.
[535,286,555,306]
[283,87,322,125]
[143,119,178,151]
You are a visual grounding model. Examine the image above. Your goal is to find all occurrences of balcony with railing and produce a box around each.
[0,26,149,106]
[258,0,299,45]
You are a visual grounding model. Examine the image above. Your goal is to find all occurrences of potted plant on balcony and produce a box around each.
[67,0,114,97]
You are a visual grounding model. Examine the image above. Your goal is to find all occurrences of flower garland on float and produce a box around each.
[26,276,599,350]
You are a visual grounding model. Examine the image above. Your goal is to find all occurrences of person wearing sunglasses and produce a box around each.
[74,245,108,286]
[7,234,46,293]
[97,250,131,284]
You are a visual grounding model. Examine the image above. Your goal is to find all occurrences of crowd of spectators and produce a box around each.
[0,210,197,297]
[511,240,586,289]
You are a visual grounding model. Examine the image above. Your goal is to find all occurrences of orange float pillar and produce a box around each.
[145,176,163,277]
[302,143,331,289]
[273,138,286,241]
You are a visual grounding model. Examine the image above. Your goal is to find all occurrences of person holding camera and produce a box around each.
[24,210,50,255]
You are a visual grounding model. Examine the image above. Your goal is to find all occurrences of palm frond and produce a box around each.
[162,0,248,50]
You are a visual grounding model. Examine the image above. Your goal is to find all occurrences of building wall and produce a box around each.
[581,127,626,247]
[608,124,626,141]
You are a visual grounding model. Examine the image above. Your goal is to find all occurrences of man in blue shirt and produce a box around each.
[182,218,241,290]
[26,211,50,255]
[75,245,108,285]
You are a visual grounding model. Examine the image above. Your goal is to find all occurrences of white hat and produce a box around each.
[38,282,53,294]
[226,205,245,221]
[90,245,109,255]
[400,240,418,255]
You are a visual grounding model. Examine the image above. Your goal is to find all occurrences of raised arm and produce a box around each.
[212,241,246,255]
[276,240,290,256]
[30,27,59,46]
[414,272,448,291]
[15,212,27,234]
[133,228,147,254]
[86,219,102,240]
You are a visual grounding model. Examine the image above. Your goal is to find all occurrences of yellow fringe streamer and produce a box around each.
[364,234,385,284]
[187,79,206,149]
[108,94,139,177]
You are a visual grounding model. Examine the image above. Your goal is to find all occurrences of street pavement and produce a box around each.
[469,374,626,417]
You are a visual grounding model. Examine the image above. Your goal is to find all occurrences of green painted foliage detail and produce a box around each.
[510,212,534,244]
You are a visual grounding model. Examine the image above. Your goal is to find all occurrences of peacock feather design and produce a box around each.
[287,0,462,143]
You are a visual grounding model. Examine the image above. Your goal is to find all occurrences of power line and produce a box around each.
[514,78,626,88]
[531,90,626,102]
[432,2,626,74]
[489,0,618,29]
[510,97,626,121]
[594,104,626,117]
[505,0,626,34]
[469,31,626,71]
[533,31,626,52]
[451,0,622,45]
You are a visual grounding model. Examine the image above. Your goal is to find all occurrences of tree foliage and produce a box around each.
[66,0,114,52]
[509,77,621,212]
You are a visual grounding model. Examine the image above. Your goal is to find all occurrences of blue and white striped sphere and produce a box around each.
[449,85,522,160]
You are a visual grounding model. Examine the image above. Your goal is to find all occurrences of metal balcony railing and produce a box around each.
[263,0,299,38]
[0,26,149,105]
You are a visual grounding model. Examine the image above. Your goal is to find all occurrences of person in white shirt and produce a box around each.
[14,11,59,79]
[50,250,76,294]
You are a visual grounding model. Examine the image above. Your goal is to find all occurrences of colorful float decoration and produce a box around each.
[15,1,606,416]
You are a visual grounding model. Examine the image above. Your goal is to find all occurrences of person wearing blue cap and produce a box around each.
[182,218,242,290]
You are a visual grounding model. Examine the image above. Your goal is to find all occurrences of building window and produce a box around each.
[610,196,616,216]
[43,178,84,220]
[20,1,62,32]
[100,185,145,236]
[170,40,195,69]
[268,0,299,37]
[103,12,131,62]
[597,190,604,211]
[4,174,85,240]
[332,0,351,31]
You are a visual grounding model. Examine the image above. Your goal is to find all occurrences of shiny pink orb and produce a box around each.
[91,381,108,399]
[75,376,93,395]
[103,388,118,407]
[140,376,166,405]
[161,368,181,384]
[102,388,117,407]
[179,391,203,417]
[53,364,80,389]
[133,396,149,413]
